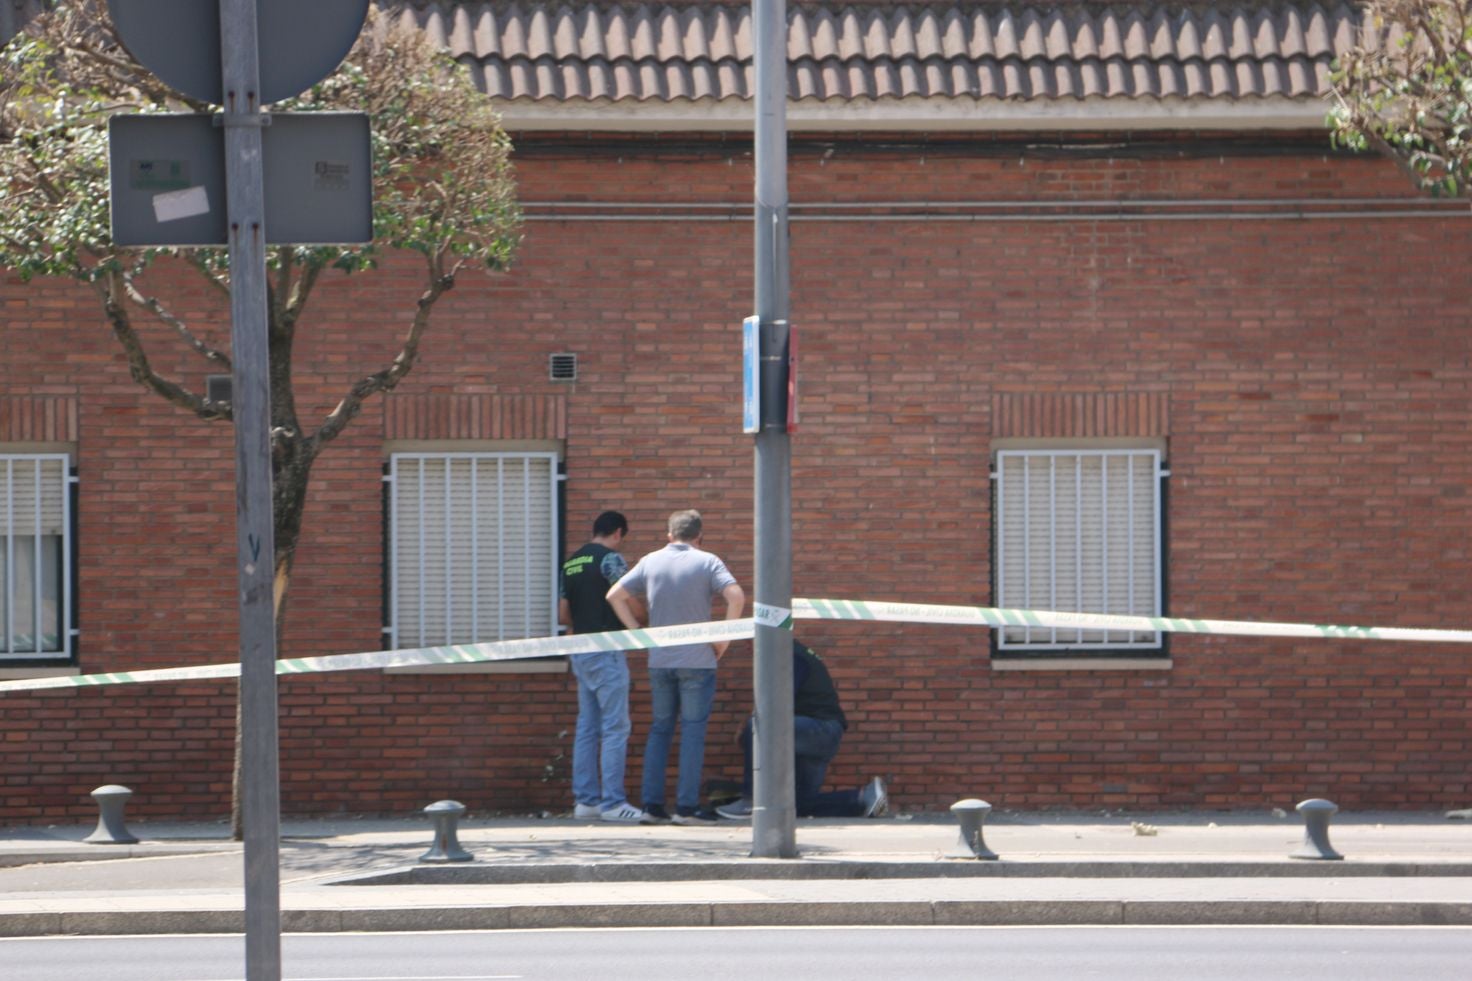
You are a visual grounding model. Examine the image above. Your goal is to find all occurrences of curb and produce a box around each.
[4,899,1471,936]
[332,860,1472,886]
[0,844,238,869]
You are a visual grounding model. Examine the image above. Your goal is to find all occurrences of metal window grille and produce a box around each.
[1,455,72,658]
[995,449,1162,651]
[387,452,559,649]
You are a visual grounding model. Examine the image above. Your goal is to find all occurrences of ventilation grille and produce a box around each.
[549,353,577,382]
[206,374,233,404]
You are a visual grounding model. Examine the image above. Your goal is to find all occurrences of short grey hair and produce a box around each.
[668,509,703,541]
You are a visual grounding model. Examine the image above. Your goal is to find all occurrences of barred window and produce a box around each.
[994,448,1164,652]
[1,454,72,659]
[387,452,559,649]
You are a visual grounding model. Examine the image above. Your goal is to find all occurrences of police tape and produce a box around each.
[1,598,1469,695]
[0,619,754,695]
[793,598,1472,644]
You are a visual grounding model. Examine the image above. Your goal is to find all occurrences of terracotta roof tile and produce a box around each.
[383,2,1366,105]
[0,2,1369,108]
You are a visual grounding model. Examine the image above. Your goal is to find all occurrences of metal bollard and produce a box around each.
[947,798,999,860]
[84,784,140,845]
[1290,798,1344,860]
[419,799,473,863]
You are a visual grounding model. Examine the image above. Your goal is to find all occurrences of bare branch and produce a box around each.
[271,248,294,331]
[118,277,232,368]
[183,252,232,297]
[287,259,323,323]
[100,269,231,421]
[306,261,456,452]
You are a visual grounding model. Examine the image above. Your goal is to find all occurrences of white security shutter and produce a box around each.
[996,449,1161,651]
[389,452,558,648]
[1,455,70,656]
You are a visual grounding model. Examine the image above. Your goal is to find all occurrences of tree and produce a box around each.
[1331,0,1472,196]
[1,1,520,831]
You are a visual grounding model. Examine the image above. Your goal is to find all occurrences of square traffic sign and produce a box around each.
[109,113,372,247]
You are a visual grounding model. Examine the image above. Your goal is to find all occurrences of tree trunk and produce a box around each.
[229,446,315,839]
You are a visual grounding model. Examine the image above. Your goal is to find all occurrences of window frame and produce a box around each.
[0,451,76,666]
[385,448,561,655]
[991,442,1168,663]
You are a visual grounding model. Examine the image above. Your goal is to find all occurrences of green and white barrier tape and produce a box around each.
[793,598,1472,644]
[0,619,753,695]
[2,598,1469,695]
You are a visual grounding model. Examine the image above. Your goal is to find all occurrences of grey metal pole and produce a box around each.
[219,1,282,978]
[750,0,796,859]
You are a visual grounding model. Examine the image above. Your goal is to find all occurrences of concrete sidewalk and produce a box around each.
[1,810,1469,935]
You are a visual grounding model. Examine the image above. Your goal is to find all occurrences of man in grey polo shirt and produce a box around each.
[607,509,745,825]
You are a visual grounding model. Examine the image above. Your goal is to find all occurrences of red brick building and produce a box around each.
[2,2,1469,821]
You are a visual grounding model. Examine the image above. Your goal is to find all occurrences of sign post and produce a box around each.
[105,3,370,978]
[214,4,282,976]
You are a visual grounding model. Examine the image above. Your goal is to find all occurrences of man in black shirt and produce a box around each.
[560,511,650,823]
[716,640,887,819]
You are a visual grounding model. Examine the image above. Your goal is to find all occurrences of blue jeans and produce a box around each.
[570,650,632,811]
[740,715,862,817]
[641,667,717,811]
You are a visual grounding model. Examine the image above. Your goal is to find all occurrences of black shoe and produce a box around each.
[642,803,672,824]
[672,807,719,826]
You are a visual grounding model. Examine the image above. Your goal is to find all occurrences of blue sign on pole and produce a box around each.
[743,315,761,434]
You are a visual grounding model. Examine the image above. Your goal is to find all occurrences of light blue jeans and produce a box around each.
[570,650,632,811]
[641,667,717,811]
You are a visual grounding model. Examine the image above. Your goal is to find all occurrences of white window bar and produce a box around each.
[469,462,480,643]
[1074,459,1083,645]
[522,460,532,637]
[1049,455,1061,646]
[495,457,506,641]
[4,458,12,655]
[996,449,1162,652]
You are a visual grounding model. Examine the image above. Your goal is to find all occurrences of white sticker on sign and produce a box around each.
[152,185,210,223]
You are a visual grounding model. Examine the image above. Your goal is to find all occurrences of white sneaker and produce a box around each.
[861,777,888,818]
[573,803,601,820]
[600,802,652,824]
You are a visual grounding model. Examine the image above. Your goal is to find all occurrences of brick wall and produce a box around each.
[1,133,1469,821]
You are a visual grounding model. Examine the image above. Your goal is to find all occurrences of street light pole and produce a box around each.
[750,0,796,859]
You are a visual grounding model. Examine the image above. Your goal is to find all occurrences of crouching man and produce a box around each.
[716,639,886,819]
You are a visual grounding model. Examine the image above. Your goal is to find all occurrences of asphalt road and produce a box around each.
[5,925,1472,981]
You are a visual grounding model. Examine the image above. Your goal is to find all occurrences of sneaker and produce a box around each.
[715,798,753,821]
[642,803,672,824]
[572,803,601,820]
[860,777,888,818]
[672,807,719,826]
[600,802,653,824]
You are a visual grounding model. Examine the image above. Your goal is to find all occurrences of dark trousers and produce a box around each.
[739,715,864,818]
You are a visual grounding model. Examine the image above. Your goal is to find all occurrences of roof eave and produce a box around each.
[495,96,1333,134]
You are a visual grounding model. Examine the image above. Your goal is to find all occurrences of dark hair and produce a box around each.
[592,510,628,537]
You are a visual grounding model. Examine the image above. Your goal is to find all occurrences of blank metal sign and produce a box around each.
[109,112,372,247]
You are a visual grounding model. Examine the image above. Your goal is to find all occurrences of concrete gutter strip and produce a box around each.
[333,860,1472,885]
[2,899,1468,937]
